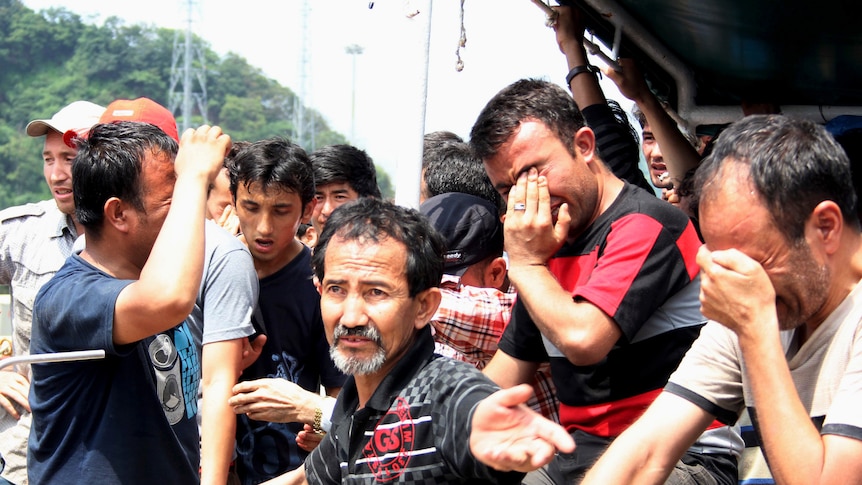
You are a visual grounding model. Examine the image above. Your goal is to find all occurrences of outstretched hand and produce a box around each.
[229,377,321,424]
[470,384,575,472]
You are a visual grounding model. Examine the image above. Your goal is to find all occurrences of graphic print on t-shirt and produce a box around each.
[148,325,199,426]
[362,397,416,482]
[149,333,185,424]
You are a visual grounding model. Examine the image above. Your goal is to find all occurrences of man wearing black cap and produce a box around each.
[419,192,558,421]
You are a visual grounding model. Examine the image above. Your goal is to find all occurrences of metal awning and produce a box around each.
[563,0,862,126]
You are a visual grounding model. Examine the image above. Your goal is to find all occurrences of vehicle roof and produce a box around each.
[569,0,862,125]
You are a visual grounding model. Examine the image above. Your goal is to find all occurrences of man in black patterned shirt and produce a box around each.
[264,198,573,485]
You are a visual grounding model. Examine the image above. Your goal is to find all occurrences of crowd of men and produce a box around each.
[2,5,862,485]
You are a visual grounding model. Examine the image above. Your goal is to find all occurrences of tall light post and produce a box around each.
[345,44,364,142]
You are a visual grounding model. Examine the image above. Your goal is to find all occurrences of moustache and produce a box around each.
[333,325,382,345]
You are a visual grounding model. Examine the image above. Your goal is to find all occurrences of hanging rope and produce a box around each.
[455,0,467,71]
[404,0,420,18]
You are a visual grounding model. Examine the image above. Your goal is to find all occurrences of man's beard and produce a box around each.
[329,325,386,375]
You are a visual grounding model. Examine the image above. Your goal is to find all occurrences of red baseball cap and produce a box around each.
[99,97,179,142]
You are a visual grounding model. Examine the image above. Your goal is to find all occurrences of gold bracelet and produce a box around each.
[313,406,325,434]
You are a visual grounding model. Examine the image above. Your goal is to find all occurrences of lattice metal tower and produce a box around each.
[293,0,315,150]
[169,0,208,132]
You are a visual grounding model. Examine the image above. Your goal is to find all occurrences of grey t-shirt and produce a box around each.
[666,281,862,481]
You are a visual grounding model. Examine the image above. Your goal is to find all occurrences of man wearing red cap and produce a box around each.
[99,97,181,142]
[0,100,105,485]
[28,120,231,485]
[96,98,258,485]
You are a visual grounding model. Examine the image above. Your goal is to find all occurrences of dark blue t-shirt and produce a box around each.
[28,254,200,485]
[235,245,345,484]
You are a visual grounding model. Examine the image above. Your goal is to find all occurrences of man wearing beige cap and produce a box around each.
[0,100,105,485]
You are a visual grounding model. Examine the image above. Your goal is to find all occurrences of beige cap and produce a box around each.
[26,101,106,138]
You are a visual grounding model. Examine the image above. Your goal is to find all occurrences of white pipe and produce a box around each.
[0,350,106,371]
[579,0,696,120]
[393,0,432,209]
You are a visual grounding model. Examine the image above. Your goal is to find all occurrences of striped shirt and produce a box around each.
[305,327,524,484]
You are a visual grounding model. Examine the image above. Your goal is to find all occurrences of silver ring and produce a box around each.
[513,203,526,211]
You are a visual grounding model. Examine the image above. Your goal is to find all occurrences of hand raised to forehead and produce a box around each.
[696,245,778,337]
[504,168,570,268]
[175,125,231,184]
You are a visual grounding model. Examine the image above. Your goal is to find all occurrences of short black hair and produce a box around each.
[228,137,315,208]
[421,141,503,214]
[695,115,860,242]
[312,198,444,298]
[73,122,177,239]
[309,144,381,198]
[470,78,586,161]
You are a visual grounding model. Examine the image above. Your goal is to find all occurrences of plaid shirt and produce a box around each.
[0,200,78,362]
[431,274,559,422]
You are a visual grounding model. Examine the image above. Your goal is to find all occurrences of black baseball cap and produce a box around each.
[420,192,504,276]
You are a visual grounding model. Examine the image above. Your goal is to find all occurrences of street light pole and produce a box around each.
[345,44,364,142]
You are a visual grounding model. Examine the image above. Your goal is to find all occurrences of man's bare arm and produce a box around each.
[261,466,307,485]
[605,59,701,186]
[699,245,862,484]
[200,338,244,485]
[114,126,229,344]
[483,350,540,389]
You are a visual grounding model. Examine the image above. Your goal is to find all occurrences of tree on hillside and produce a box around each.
[0,0,387,211]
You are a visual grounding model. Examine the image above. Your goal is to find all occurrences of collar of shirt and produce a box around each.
[332,325,436,420]
[51,209,78,240]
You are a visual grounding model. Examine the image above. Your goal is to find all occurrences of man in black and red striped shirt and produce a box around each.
[470,78,740,485]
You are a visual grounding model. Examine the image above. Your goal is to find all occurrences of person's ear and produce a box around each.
[302,226,318,248]
[807,200,843,255]
[414,287,442,330]
[103,197,130,233]
[484,256,508,290]
[574,126,597,163]
[302,198,318,223]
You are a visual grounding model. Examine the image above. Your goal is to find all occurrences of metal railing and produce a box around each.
[0,350,106,371]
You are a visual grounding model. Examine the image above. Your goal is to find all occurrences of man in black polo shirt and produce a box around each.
[265,198,573,485]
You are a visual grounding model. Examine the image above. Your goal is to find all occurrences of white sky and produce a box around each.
[22,0,635,202]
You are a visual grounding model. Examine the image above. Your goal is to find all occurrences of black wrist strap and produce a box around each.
[565,64,601,88]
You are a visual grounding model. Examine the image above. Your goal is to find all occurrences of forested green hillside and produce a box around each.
[0,0,392,209]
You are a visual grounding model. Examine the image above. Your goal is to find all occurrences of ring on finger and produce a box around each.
[513,202,526,211]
